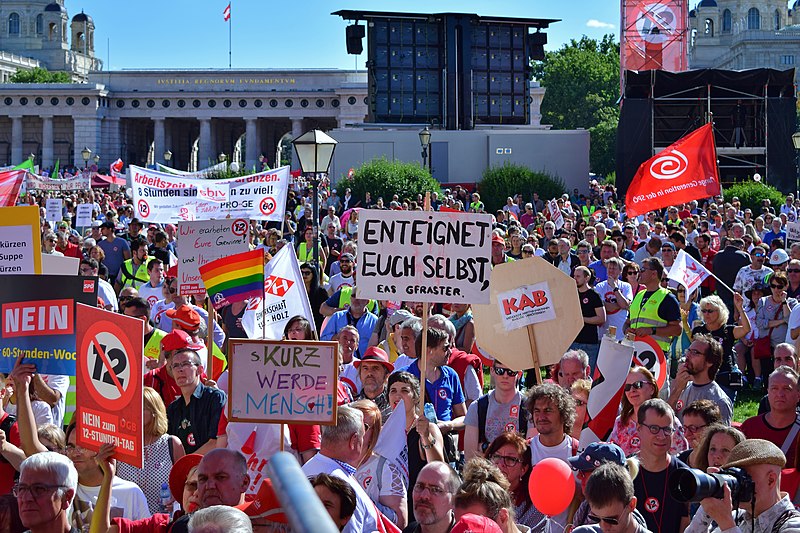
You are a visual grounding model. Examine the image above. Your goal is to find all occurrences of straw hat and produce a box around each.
[723,439,786,469]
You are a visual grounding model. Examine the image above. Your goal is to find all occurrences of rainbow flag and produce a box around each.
[199,249,264,310]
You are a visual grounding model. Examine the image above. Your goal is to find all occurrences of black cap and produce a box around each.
[100,220,115,229]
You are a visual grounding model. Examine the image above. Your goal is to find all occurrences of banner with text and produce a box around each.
[228,339,338,425]
[76,304,143,468]
[0,206,41,274]
[0,275,98,374]
[130,165,289,223]
[27,173,91,192]
[357,210,493,303]
[177,218,250,296]
[242,244,315,340]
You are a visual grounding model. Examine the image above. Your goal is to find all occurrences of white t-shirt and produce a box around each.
[97,279,118,312]
[6,399,53,427]
[786,304,800,344]
[40,374,69,428]
[594,280,633,340]
[530,434,576,529]
[70,477,150,531]
[329,273,355,294]
[356,453,408,523]
[137,282,164,309]
[341,362,362,395]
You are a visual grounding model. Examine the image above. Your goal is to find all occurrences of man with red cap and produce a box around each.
[490,232,514,266]
[353,346,395,420]
[144,330,208,406]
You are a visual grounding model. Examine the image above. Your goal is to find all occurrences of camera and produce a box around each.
[669,467,755,504]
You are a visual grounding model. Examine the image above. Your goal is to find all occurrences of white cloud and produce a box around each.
[586,19,615,29]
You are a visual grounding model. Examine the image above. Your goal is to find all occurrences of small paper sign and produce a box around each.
[497,282,557,331]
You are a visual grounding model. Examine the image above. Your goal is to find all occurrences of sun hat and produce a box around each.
[723,439,786,469]
[354,346,394,373]
[168,453,203,506]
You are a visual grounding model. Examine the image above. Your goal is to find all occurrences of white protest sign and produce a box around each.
[357,210,493,304]
[227,339,339,425]
[75,204,93,228]
[45,198,62,223]
[27,173,91,192]
[130,165,289,223]
[242,245,315,340]
[496,282,557,331]
[547,200,564,229]
[41,254,80,276]
[0,206,41,274]
[787,222,800,243]
[177,218,250,296]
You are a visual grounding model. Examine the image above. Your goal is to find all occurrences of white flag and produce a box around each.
[242,245,315,340]
[547,199,564,229]
[668,249,710,294]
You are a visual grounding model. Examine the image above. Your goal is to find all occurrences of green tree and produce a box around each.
[336,157,440,205]
[9,67,72,83]
[531,34,620,176]
[478,163,565,213]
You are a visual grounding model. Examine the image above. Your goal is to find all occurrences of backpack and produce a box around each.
[477,394,528,451]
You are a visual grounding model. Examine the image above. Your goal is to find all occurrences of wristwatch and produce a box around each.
[651,327,657,335]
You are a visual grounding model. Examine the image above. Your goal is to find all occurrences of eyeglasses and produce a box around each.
[65,443,88,455]
[12,484,66,498]
[577,250,589,255]
[753,253,765,258]
[788,269,800,273]
[493,367,518,377]
[684,424,708,434]
[118,295,133,301]
[413,483,446,496]
[489,453,523,467]
[574,399,587,407]
[364,422,372,432]
[79,268,94,275]
[171,361,197,371]
[624,380,649,392]
[301,270,313,276]
[640,424,675,436]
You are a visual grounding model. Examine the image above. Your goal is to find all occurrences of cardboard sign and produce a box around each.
[227,339,339,425]
[0,206,41,274]
[75,204,94,228]
[0,275,98,374]
[472,258,583,370]
[41,254,80,276]
[45,198,62,223]
[787,222,800,243]
[357,210,493,304]
[76,304,143,467]
[547,199,564,229]
[633,335,668,390]
[177,218,250,296]
[497,282,556,331]
[28,173,91,192]
[130,165,290,223]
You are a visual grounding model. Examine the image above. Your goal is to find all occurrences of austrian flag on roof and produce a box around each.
[223,2,231,21]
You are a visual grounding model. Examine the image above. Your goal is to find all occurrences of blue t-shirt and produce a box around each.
[588,260,607,282]
[97,236,130,278]
[398,360,465,422]
[764,229,787,246]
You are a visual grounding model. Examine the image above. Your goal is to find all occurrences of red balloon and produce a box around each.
[528,458,576,516]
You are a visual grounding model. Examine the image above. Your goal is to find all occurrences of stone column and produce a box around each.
[72,116,101,168]
[10,116,23,166]
[291,118,304,139]
[153,118,165,165]
[199,118,212,168]
[245,118,258,170]
[41,116,54,170]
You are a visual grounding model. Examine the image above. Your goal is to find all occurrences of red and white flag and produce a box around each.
[668,249,711,294]
[223,2,231,21]
[109,158,124,174]
[625,123,720,217]
[0,170,26,207]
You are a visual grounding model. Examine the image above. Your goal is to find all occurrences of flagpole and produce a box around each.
[228,3,232,69]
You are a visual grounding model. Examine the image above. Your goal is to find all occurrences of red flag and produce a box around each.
[110,158,124,173]
[625,123,720,217]
[223,2,231,21]
[0,170,26,207]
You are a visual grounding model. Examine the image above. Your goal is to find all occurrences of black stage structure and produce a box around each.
[616,68,796,194]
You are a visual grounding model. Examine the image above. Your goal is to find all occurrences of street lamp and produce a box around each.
[93,154,100,166]
[792,132,800,197]
[28,152,35,162]
[219,153,227,163]
[292,130,338,276]
[81,147,92,169]
[419,126,431,171]
[164,150,172,163]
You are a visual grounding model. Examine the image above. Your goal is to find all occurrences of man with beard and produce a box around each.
[353,347,394,420]
[115,237,150,293]
[668,334,733,425]
[328,252,355,295]
[404,462,459,533]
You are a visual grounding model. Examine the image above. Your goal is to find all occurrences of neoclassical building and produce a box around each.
[689,0,800,76]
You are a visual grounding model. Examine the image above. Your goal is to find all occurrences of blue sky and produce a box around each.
[67,0,620,71]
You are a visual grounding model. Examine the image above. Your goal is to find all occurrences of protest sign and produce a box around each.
[787,222,800,243]
[227,339,338,425]
[177,218,250,296]
[496,282,557,331]
[0,170,26,206]
[27,173,91,192]
[0,206,41,274]
[45,198,62,223]
[76,304,143,468]
[75,204,93,228]
[242,245,315,340]
[668,249,711,293]
[0,275,98,374]
[547,199,564,229]
[357,210,493,303]
[472,258,582,374]
[41,254,80,276]
[633,335,668,390]
[130,165,290,223]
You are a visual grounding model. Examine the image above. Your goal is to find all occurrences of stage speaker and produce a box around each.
[528,31,546,61]
[346,24,365,55]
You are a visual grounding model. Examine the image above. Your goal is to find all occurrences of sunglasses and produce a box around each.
[771,284,785,289]
[700,308,716,314]
[788,269,800,273]
[624,380,649,392]
[588,512,625,526]
[493,367,518,377]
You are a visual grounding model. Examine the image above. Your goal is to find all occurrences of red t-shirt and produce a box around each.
[0,412,21,494]
[740,414,799,467]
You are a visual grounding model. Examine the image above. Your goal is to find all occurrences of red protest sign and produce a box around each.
[76,304,144,468]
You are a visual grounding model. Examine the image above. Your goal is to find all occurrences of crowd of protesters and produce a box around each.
[5,177,800,533]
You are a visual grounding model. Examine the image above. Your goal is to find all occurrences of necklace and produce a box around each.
[639,460,670,533]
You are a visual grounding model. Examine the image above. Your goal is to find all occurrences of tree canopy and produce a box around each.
[9,67,72,83]
[531,34,620,176]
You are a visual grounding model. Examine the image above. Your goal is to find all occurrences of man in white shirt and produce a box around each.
[137,258,165,308]
[594,257,632,340]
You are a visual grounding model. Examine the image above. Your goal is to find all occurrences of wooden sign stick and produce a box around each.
[526,324,543,385]
[418,192,432,414]
[205,297,214,374]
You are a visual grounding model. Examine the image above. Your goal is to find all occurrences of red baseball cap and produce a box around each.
[160,329,204,352]
[451,514,503,533]
[491,233,505,246]
[166,304,202,330]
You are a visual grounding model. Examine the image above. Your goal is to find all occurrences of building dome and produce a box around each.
[689,8,697,18]
[698,0,717,6]
[44,2,66,13]
[72,12,93,24]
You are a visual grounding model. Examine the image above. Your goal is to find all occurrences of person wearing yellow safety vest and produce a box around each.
[115,236,150,293]
[624,257,683,356]
[121,296,168,371]
[320,285,379,317]
[490,232,515,266]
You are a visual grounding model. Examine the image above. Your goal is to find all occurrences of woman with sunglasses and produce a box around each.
[690,293,750,400]
[300,261,329,332]
[609,366,688,456]
[754,273,797,388]
[622,263,646,297]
